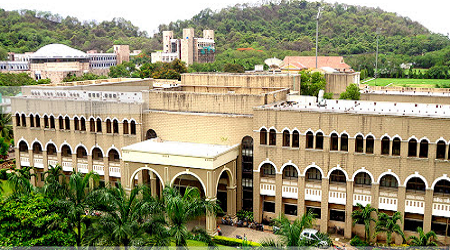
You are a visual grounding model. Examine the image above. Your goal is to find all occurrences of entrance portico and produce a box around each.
[122,139,239,234]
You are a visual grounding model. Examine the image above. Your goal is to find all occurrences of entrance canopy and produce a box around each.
[122,139,239,170]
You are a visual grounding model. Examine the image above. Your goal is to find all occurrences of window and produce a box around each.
[419,140,428,158]
[80,117,86,131]
[263,201,275,213]
[381,136,390,155]
[30,114,34,127]
[242,178,253,188]
[316,132,324,149]
[58,116,64,130]
[283,165,298,179]
[113,120,119,134]
[123,120,129,134]
[408,139,417,157]
[380,175,398,188]
[404,218,423,232]
[65,117,70,130]
[96,118,102,132]
[146,129,157,140]
[406,177,426,191]
[392,137,401,156]
[262,164,276,177]
[90,118,95,132]
[282,130,290,147]
[434,180,450,194]
[15,114,20,126]
[284,204,297,215]
[108,150,120,162]
[436,140,446,159]
[269,129,276,145]
[306,131,314,149]
[306,167,322,180]
[292,131,299,148]
[21,114,26,127]
[76,147,87,158]
[92,148,103,161]
[330,170,346,183]
[260,128,267,145]
[35,115,40,128]
[340,134,348,151]
[330,209,345,222]
[355,135,364,153]
[32,143,42,154]
[106,119,112,133]
[330,133,338,151]
[354,172,372,186]
[306,207,321,219]
[61,145,72,157]
[74,117,79,130]
[44,115,49,128]
[50,116,55,129]
[130,121,136,135]
[366,136,374,154]
[19,141,28,152]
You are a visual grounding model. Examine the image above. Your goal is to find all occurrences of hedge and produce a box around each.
[212,236,261,247]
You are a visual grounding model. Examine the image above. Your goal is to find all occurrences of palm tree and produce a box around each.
[162,185,220,247]
[7,166,36,196]
[0,112,12,141]
[374,211,405,245]
[43,164,67,199]
[408,227,437,246]
[352,203,376,241]
[56,171,99,246]
[272,209,317,246]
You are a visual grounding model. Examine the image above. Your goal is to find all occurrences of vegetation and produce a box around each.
[300,70,328,97]
[408,227,438,246]
[351,203,377,241]
[139,59,187,80]
[349,235,370,246]
[375,211,405,245]
[339,83,360,100]
[223,63,245,73]
[212,236,260,246]
[62,73,107,82]
[272,209,317,246]
[366,78,450,88]
[0,73,50,96]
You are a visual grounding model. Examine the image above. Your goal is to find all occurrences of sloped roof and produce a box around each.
[282,56,352,71]
[31,44,88,59]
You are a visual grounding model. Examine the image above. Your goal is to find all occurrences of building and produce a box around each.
[281,56,353,73]
[151,29,215,66]
[0,44,132,83]
[11,73,450,243]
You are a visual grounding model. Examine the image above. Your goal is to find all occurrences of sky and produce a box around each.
[1,0,449,36]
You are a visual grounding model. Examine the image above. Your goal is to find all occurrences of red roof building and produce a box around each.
[282,56,353,72]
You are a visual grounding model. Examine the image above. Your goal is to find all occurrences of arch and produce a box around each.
[215,167,234,194]
[352,168,375,183]
[130,166,165,189]
[170,171,207,195]
[90,145,105,157]
[59,142,73,153]
[281,127,291,134]
[354,132,364,138]
[17,138,30,148]
[258,126,268,132]
[31,138,43,149]
[377,171,401,186]
[45,140,58,152]
[74,143,89,155]
[146,129,158,140]
[257,159,277,173]
[106,145,121,159]
[279,161,300,175]
[404,173,429,189]
[432,175,450,190]
[435,137,448,144]
[328,130,339,137]
[392,134,403,141]
[365,133,376,140]
[304,128,314,135]
[419,137,431,143]
[381,133,391,140]
[314,129,324,136]
[268,126,278,133]
[340,131,350,137]
[303,163,325,177]
[327,166,350,181]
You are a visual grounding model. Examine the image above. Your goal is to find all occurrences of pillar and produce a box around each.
[227,186,237,218]
[15,147,20,168]
[57,152,62,167]
[253,170,261,222]
[206,201,217,235]
[320,177,329,233]
[43,150,48,172]
[345,180,354,239]
[395,186,406,244]
[370,183,380,243]
[298,176,306,216]
[275,173,283,216]
[423,188,434,232]
[150,171,157,197]
[103,155,110,186]
[87,154,93,172]
[71,153,77,174]
[28,149,36,185]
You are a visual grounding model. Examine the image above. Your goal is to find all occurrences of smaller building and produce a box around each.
[281,56,353,73]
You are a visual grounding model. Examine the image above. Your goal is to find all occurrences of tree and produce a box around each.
[0,137,9,159]
[408,227,438,246]
[0,112,12,141]
[339,83,361,100]
[374,211,405,245]
[300,71,327,97]
[351,203,376,241]
[223,63,245,73]
[43,165,67,199]
[272,209,317,246]
[7,166,36,196]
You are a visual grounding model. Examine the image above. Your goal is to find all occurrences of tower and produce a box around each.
[163,31,174,53]
[114,45,130,65]
[181,28,195,66]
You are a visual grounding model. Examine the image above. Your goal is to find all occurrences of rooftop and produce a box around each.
[282,56,352,71]
[31,44,88,59]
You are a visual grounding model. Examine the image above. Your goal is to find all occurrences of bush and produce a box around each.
[212,236,261,246]
[339,83,361,100]
[236,209,253,221]
[350,235,370,246]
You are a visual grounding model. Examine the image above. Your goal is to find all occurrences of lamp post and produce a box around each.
[315,7,322,69]
[375,28,381,84]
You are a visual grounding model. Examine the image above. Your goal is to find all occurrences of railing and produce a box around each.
[77,163,88,173]
[48,159,58,168]
[93,164,104,175]
[405,199,425,214]
[109,166,121,177]
[282,185,298,199]
[62,161,73,172]
[433,196,450,204]
[34,158,44,168]
[260,177,276,184]
[353,194,371,206]
[432,203,450,217]
[305,188,322,201]
[379,197,398,211]
[282,179,298,186]
[260,183,276,196]
[329,191,346,205]
[20,157,30,167]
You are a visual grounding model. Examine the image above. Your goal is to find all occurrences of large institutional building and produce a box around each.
[11,73,450,243]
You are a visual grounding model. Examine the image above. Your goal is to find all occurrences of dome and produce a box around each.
[31,44,88,59]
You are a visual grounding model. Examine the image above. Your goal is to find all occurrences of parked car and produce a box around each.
[300,228,329,248]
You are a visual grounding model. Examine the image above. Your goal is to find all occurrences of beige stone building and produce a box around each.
[11,74,450,243]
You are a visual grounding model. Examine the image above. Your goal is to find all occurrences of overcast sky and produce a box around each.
[2,0,449,36]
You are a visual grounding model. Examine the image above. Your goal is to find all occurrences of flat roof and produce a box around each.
[365,89,450,97]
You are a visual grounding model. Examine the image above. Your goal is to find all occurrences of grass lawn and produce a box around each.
[0,180,12,197]
[365,78,450,88]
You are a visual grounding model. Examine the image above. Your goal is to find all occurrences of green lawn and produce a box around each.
[0,180,12,197]
[365,78,450,88]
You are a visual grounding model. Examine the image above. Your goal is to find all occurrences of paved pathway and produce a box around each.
[219,224,278,243]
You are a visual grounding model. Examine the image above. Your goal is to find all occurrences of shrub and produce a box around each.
[350,235,370,246]
[339,83,361,100]
[212,236,261,246]
[236,209,253,221]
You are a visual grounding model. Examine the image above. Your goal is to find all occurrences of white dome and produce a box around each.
[31,44,88,59]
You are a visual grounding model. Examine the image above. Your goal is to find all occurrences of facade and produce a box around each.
[151,29,215,66]
[11,73,450,243]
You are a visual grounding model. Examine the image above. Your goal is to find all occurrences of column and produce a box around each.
[71,153,77,173]
[320,177,329,233]
[345,180,354,239]
[370,183,380,243]
[43,150,48,172]
[227,186,237,218]
[57,152,62,166]
[423,188,434,232]
[150,171,157,197]
[103,156,110,186]
[206,200,217,235]
[87,154,93,172]
[395,186,406,245]
[253,170,261,222]
[298,176,306,216]
[28,149,36,185]
[275,173,283,216]
[15,147,20,168]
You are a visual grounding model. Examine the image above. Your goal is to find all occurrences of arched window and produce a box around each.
[130,121,136,135]
[282,130,290,147]
[50,116,55,129]
[406,177,426,192]
[269,129,276,145]
[354,172,372,186]
[260,128,267,145]
[306,131,314,149]
[65,117,70,130]
[15,114,20,126]
[355,135,364,153]
[381,136,390,155]
[330,133,338,151]
[434,180,450,194]
[96,118,102,132]
[419,140,428,158]
[113,120,119,134]
[19,141,28,152]
[306,167,322,181]
[316,132,324,149]
[90,118,95,132]
[261,163,276,177]
[61,145,72,157]
[330,169,346,183]
[76,147,87,159]
[292,131,299,148]
[436,140,446,159]
[366,135,374,154]
[380,174,398,188]
[92,148,103,161]
[21,114,26,127]
[283,165,298,179]
[408,139,417,157]
[392,137,401,156]
[32,143,42,154]
[340,134,348,151]
[146,129,157,140]
[44,115,49,128]
[74,117,79,130]
[80,117,86,131]
[35,114,40,128]
[58,116,64,130]
[47,144,57,156]
[123,120,129,134]
[29,114,34,127]
[108,149,120,162]
[106,119,112,133]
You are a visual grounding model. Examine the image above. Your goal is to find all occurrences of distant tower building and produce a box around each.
[163,31,174,53]
[114,45,130,65]
[181,28,195,66]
